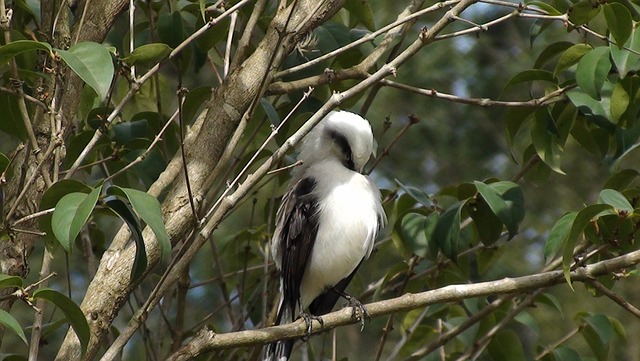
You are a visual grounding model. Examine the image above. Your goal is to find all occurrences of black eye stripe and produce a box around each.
[327,129,355,170]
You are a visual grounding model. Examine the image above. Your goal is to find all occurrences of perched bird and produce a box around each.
[265,110,387,361]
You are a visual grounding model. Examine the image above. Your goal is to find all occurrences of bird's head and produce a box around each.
[297,111,375,173]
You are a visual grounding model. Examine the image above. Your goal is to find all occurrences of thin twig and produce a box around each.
[64,0,252,179]
[587,279,640,319]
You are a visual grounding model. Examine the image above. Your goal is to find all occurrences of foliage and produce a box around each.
[0,0,640,360]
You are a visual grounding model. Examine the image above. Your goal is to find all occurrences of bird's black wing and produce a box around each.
[276,177,319,321]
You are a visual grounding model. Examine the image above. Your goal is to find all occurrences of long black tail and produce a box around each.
[264,302,295,361]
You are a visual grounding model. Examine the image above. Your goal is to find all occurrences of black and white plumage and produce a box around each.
[265,111,387,361]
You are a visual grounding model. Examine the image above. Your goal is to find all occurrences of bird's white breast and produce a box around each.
[299,160,381,308]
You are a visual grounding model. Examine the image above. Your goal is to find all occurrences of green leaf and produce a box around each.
[395,179,433,207]
[566,89,610,122]
[503,69,558,91]
[40,180,92,251]
[103,195,146,280]
[552,347,582,361]
[0,40,52,67]
[469,196,503,245]
[0,93,28,140]
[109,186,171,262]
[68,185,102,249]
[545,212,577,262]
[534,41,574,69]
[568,0,601,25]
[400,212,430,258]
[57,42,114,100]
[582,313,614,360]
[431,200,466,262]
[487,329,525,361]
[604,3,633,48]
[123,43,173,66]
[344,0,376,31]
[598,189,633,212]
[528,1,563,15]
[562,204,614,287]
[260,98,280,126]
[0,274,23,289]
[473,181,523,238]
[0,309,27,345]
[52,193,89,252]
[611,27,640,78]
[536,293,565,319]
[603,168,640,190]
[532,110,565,174]
[575,47,611,99]
[610,78,630,122]
[555,43,592,76]
[32,288,89,355]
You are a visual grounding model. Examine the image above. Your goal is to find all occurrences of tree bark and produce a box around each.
[55,1,348,359]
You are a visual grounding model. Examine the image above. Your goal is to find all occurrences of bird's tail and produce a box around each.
[264,301,295,361]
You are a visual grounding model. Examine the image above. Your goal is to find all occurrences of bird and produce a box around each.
[264,110,387,361]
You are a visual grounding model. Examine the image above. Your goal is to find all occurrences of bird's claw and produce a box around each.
[299,312,324,341]
[344,295,370,332]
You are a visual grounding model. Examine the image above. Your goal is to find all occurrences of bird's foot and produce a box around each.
[299,312,324,341]
[342,294,370,332]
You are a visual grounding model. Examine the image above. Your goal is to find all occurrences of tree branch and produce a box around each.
[167,248,640,360]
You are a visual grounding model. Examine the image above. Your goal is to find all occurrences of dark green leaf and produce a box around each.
[103,195,146,280]
[0,40,53,67]
[40,180,92,251]
[603,168,640,190]
[551,347,582,361]
[611,27,640,78]
[32,288,90,355]
[469,195,503,245]
[0,309,27,345]
[562,204,614,286]
[395,179,433,207]
[503,69,558,91]
[534,41,574,69]
[0,274,23,289]
[536,293,565,318]
[528,1,563,15]
[157,12,185,49]
[0,93,28,140]
[260,98,280,126]
[575,47,611,99]
[568,0,601,25]
[431,200,466,262]
[532,109,565,174]
[555,43,592,76]
[57,42,114,100]
[487,329,525,361]
[545,212,577,262]
[582,313,614,360]
[598,189,633,212]
[566,89,610,122]
[482,181,525,238]
[68,185,102,250]
[400,212,430,258]
[110,186,171,262]
[344,0,376,31]
[604,3,633,48]
[182,86,212,124]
